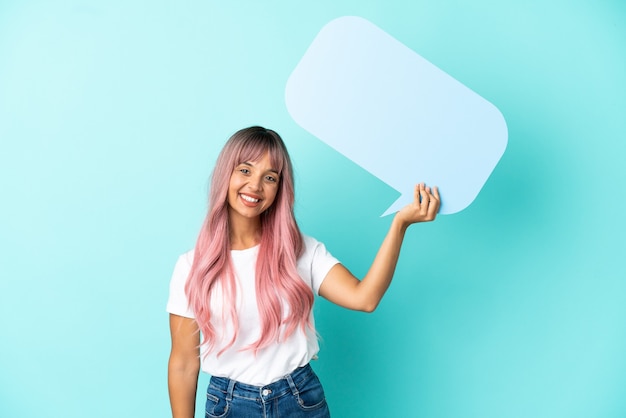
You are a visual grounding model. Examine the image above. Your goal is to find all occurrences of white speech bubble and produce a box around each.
[285,16,508,215]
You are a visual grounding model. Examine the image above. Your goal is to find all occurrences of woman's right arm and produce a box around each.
[168,313,200,418]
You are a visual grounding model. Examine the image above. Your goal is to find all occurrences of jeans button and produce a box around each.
[262,389,271,396]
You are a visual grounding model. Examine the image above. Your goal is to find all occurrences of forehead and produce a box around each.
[237,147,282,172]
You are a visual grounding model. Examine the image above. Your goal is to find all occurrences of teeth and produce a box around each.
[241,194,259,203]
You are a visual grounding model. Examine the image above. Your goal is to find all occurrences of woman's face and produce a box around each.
[227,151,280,223]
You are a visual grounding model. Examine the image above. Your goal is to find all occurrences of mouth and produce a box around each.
[239,193,261,205]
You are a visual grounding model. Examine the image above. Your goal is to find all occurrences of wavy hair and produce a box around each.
[185,126,312,355]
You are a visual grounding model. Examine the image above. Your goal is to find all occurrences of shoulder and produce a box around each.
[167,249,196,318]
[298,234,340,294]
[301,234,321,249]
[300,234,328,256]
[172,249,194,277]
[299,234,337,264]
[180,249,194,264]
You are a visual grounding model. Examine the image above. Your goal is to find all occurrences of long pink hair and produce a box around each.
[185,126,313,355]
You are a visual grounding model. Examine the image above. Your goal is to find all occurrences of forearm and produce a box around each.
[319,183,439,312]
[168,357,200,418]
[357,215,409,311]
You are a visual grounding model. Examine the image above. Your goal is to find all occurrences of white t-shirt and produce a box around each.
[166,235,339,386]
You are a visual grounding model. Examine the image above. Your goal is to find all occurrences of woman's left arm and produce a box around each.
[318,183,440,312]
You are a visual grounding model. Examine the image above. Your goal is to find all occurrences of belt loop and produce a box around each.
[285,371,299,397]
[226,379,236,402]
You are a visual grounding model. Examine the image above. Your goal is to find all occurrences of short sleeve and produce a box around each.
[166,251,195,318]
[300,235,340,295]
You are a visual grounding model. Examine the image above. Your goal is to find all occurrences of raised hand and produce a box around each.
[396,183,440,227]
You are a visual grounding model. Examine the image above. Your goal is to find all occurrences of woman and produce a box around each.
[167,126,440,417]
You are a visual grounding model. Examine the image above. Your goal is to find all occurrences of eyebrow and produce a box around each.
[240,161,279,175]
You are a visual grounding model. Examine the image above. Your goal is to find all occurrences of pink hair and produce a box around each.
[185,126,313,355]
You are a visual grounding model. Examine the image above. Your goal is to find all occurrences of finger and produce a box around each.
[427,202,438,219]
[433,186,440,201]
[427,189,440,217]
[413,184,421,205]
[428,188,439,205]
[418,183,428,207]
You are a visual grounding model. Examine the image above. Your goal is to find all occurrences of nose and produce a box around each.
[250,174,263,191]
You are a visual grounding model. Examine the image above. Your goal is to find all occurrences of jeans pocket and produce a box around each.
[295,372,327,411]
[205,388,230,418]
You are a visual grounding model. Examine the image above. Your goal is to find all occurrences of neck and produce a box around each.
[229,212,262,250]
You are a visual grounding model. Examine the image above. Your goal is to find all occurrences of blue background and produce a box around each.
[1,1,625,417]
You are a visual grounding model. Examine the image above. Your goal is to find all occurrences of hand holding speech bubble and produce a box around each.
[285,16,508,215]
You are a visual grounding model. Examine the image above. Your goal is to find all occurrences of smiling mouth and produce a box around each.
[240,194,260,203]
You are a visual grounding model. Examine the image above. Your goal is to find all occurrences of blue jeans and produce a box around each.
[205,363,330,417]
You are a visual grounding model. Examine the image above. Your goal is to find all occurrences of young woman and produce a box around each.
[167,126,440,418]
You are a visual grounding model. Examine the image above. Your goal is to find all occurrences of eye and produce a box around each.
[265,175,278,183]
[238,168,250,175]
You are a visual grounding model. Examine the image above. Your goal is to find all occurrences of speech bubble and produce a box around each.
[285,16,508,215]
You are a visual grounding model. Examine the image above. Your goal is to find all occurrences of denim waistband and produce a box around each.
[209,363,314,402]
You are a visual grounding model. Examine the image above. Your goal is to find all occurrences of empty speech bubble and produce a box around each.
[285,16,508,215]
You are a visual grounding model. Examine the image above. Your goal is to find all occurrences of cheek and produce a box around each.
[228,175,243,193]
[227,179,240,203]
[267,188,279,205]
